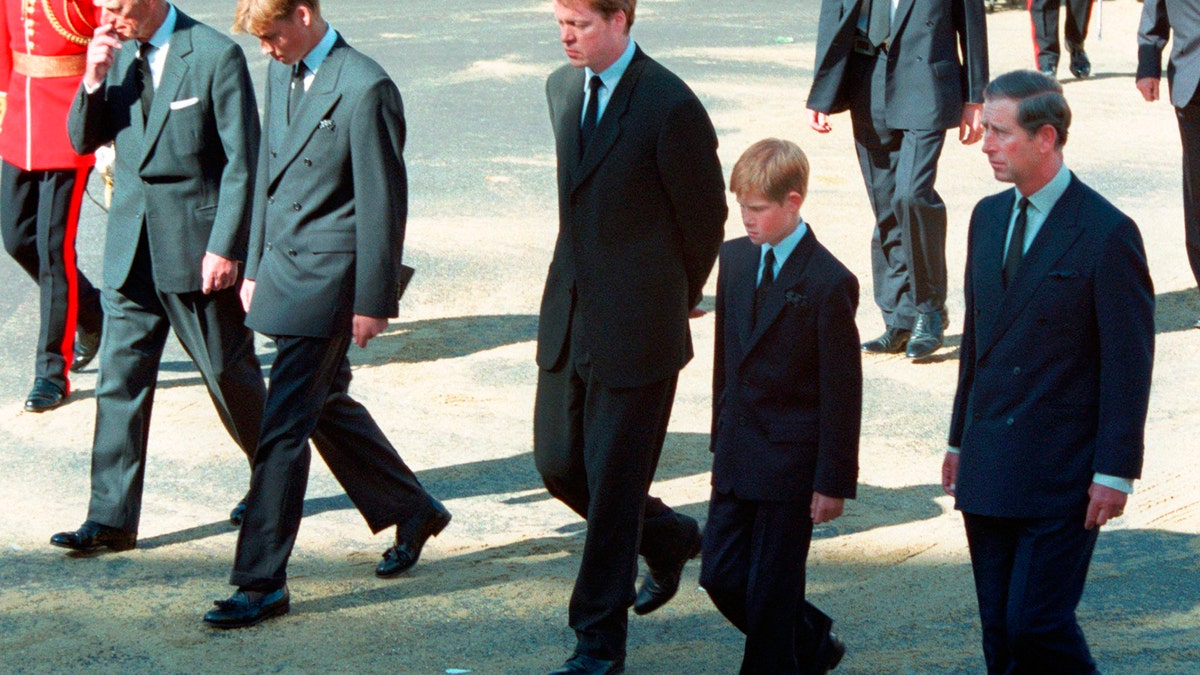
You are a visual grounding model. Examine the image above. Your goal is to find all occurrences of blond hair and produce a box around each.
[232,0,319,34]
[729,138,810,204]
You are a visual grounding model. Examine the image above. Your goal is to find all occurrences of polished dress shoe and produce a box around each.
[71,325,102,372]
[1039,65,1057,79]
[633,524,702,615]
[861,327,910,354]
[905,311,945,359]
[376,498,452,577]
[50,520,136,553]
[229,498,248,527]
[203,585,290,629]
[1068,46,1091,79]
[548,653,625,675]
[1193,314,1200,329]
[822,633,847,672]
[24,378,65,413]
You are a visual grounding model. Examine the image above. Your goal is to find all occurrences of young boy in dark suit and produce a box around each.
[700,138,861,674]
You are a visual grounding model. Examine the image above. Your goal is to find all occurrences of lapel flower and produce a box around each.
[784,289,806,306]
[319,119,335,130]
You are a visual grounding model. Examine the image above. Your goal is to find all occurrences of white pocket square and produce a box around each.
[169,97,199,110]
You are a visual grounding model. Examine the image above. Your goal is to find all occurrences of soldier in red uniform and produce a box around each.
[0,0,104,412]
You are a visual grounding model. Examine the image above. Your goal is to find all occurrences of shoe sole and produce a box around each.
[50,539,136,554]
[204,602,290,630]
[375,508,452,578]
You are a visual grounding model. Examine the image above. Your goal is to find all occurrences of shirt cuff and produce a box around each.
[84,80,101,95]
[947,446,960,454]
[1093,473,1134,494]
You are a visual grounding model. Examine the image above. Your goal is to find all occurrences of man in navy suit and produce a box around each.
[943,70,1154,673]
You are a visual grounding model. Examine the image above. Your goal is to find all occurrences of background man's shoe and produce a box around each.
[24,378,65,413]
[634,521,701,615]
[203,586,289,629]
[376,498,452,577]
[861,328,910,354]
[1069,46,1091,79]
[71,325,102,372]
[50,521,136,553]
[906,312,945,358]
[549,653,625,675]
[229,497,248,527]
[1039,65,1057,79]
[821,633,847,673]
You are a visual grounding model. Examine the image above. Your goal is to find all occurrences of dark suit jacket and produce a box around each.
[244,35,407,338]
[710,231,861,502]
[807,0,988,130]
[67,10,259,293]
[1138,0,1200,108]
[536,47,727,389]
[949,174,1155,519]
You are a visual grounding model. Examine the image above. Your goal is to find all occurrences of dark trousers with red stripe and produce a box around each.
[1029,0,1093,71]
[1,161,103,394]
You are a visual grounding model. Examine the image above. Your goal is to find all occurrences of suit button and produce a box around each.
[738,416,748,426]
[292,203,301,211]
[266,242,273,251]
[303,158,312,167]
[268,197,275,205]
[1012,367,1021,375]
[270,151,277,158]
[288,249,298,257]
[1006,418,1014,426]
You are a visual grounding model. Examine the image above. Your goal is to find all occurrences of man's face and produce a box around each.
[254,10,309,65]
[738,190,801,247]
[981,97,1044,189]
[98,0,155,41]
[554,1,628,72]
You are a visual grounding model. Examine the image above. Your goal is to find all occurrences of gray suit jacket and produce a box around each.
[244,34,406,338]
[67,10,259,294]
[1138,0,1200,108]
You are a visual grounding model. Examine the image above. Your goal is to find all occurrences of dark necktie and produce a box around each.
[1003,197,1030,289]
[754,248,776,325]
[288,62,307,124]
[579,75,602,156]
[867,0,891,47]
[138,42,154,119]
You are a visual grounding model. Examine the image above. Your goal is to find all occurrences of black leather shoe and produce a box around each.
[861,327,910,354]
[633,521,702,615]
[24,378,65,413]
[71,325,102,372]
[905,312,945,359]
[375,498,452,578]
[1193,314,1200,329]
[229,498,248,527]
[822,633,847,672]
[50,520,136,553]
[1039,66,1057,79]
[549,653,625,675]
[1068,46,1091,79]
[203,586,290,629]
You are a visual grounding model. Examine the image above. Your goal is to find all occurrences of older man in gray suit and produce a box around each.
[52,0,266,554]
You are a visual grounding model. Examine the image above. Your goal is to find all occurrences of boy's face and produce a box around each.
[737,190,802,246]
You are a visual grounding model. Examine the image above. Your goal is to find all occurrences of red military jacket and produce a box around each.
[0,0,98,170]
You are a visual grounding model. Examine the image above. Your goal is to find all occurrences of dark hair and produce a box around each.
[983,70,1071,148]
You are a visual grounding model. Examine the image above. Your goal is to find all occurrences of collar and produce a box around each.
[584,37,636,92]
[144,3,176,50]
[299,24,338,75]
[1017,163,1071,216]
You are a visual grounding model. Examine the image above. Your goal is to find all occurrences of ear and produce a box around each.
[294,4,311,26]
[786,190,804,213]
[1035,124,1059,152]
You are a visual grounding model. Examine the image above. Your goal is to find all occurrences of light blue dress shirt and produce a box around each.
[581,38,637,126]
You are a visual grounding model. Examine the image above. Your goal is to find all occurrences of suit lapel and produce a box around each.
[979,177,1087,360]
[570,47,647,192]
[271,37,347,185]
[139,14,192,167]
[744,229,818,353]
[891,0,916,34]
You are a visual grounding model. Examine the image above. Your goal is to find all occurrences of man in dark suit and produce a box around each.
[51,0,266,554]
[1138,0,1200,327]
[1029,0,1093,79]
[701,138,859,675]
[943,70,1154,673]
[535,1,727,671]
[807,0,988,359]
[203,0,450,629]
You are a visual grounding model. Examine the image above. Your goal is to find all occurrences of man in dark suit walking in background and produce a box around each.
[943,70,1154,673]
[534,0,727,671]
[203,0,450,629]
[52,0,265,554]
[1138,0,1200,327]
[1029,0,1094,79]
[807,0,988,359]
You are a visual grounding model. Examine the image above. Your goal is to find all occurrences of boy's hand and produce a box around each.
[811,493,844,524]
[807,108,832,133]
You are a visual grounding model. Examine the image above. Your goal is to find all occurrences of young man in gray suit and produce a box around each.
[52,0,266,554]
[203,0,449,629]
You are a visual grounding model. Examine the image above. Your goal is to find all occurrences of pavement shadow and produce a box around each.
[1155,287,1198,334]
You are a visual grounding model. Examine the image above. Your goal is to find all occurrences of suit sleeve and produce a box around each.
[956,0,989,104]
[814,270,862,499]
[245,68,273,281]
[205,42,261,262]
[1137,0,1171,81]
[1092,218,1154,480]
[350,77,407,319]
[948,205,981,447]
[66,79,114,155]
[657,96,727,309]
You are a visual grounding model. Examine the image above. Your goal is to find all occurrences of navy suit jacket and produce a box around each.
[949,174,1155,519]
[711,230,861,502]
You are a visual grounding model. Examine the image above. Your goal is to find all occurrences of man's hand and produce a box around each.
[811,492,844,524]
[688,307,707,319]
[84,23,122,90]
[352,315,388,348]
[1136,77,1161,103]
[239,278,255,313]
[941,451,960,497]
[959,103,983,145]
[201,252,239,294]
[1085,483,1128,530]
[807,108,832,133]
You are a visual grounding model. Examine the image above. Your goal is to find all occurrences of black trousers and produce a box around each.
[533,306,698,661]
[87,230,264,533]
[1176,96,1200,290]
[700,489,837,675]
[231,330,436,590]
[1,161,103,393]
[1029,0,1093,71]
[848,51,950,329]
[963,511,1100,674]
